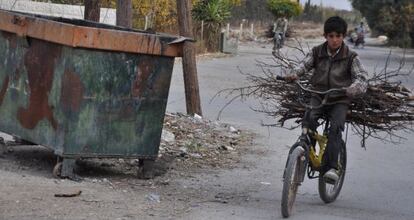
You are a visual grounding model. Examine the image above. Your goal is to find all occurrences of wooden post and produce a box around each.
[200,20,204,41]
[84,0,101,22]
[226,23,230,37]
[239,21,244,38]
[116,0,132,28]
[145,15,148,30]
[176,0,202,116]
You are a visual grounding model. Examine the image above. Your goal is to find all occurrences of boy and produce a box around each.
[287,16,368,183]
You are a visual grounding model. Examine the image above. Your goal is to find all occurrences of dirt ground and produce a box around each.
[0,113,255,220]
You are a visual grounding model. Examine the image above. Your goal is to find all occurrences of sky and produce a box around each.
[299,0,353,11]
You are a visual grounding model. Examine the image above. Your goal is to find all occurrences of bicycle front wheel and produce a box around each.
[281,146,306,218]
[318,140,347,203]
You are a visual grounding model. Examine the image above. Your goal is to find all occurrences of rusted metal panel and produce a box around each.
[0,9,184,57]
[0,10,181,158]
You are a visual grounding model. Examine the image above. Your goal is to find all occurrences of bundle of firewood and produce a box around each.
[216,45,414,144]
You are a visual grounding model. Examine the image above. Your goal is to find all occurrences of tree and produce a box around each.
[84,0,101,22]
[192,0,239,51]
[351,0,414,47]
[131,0,177,32]
[116,0,132,28]
[267,0,302,19]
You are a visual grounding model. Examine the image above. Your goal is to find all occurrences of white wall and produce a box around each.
[0,0,116,25]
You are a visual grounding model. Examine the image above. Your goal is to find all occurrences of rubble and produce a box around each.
[159,112,254,170]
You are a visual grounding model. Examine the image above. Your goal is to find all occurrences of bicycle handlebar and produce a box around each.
[276,75,348,109]
[276,75,346,95]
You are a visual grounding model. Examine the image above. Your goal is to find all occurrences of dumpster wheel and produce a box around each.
[137,159,155,179]
[0,137,6,155]
[53,162,62,178]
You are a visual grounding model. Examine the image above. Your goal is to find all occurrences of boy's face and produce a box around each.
[324,32,344,51]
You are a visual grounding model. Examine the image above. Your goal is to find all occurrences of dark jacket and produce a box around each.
[311,42,357,103]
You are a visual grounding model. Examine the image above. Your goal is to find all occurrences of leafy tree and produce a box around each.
[192,0,239,51]
[351,0,414,47]
[192,0,232,23]
[230,0,273,23]
[266,0,302,19]
[131,0,177,32]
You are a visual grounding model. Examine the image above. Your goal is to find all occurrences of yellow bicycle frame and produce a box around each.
[309,133,328,169]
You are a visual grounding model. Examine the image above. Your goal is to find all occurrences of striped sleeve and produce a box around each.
[350,55,368,93]
[293,52,314,77]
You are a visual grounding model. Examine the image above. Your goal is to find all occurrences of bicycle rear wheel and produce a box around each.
[318,141,347,203]
[281,146,306,218]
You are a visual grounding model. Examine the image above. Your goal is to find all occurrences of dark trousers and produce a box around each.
[302,97,348,170]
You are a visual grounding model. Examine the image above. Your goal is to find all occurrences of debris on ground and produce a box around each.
[159,112,254,170]
[54,190,82,198]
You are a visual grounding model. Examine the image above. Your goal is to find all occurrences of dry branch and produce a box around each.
[216,44,414,145]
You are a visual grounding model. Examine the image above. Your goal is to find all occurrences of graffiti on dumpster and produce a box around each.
[16,40,62,130]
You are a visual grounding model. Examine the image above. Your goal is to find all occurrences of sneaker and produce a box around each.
[323,168,339,184]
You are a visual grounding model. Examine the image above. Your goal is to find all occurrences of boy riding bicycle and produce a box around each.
[286,16,368,183]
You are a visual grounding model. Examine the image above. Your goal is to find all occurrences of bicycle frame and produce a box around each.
[309,132,328,169]
[293,126,328,181]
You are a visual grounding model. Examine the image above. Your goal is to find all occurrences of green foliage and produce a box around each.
[296,2,362,26]
[192,0,233,24]
[266,0,302,18]
[192,0,238,52]
[351,0,414,47]
[229,0,275,23]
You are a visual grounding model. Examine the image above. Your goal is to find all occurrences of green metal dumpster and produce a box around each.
[0,9,185,177]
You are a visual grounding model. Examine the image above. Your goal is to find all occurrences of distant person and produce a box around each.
[355,22,365,48]
[350,27,358,43]
[272,17,288,53]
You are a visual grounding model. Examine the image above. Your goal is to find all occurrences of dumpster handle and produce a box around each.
[168,36,195,45]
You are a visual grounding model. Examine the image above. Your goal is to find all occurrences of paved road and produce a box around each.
[167,40,414,220]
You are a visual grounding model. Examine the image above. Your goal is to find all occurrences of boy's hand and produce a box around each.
[346,85,364,98]
[285,74,299,82]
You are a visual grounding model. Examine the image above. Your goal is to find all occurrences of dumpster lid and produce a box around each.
[0,9,186,57]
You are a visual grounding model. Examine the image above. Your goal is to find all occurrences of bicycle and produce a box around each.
[277,76,349,218]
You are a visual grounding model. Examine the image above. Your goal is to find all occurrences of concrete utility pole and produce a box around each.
[176,0,202,116]
[116,0,132,28]
[84,0,101,22]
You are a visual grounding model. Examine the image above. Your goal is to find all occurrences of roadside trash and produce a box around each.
[146,193,161,203]
[194,114,203,122]
[229,126,238,133]
[220,145,234,151]
[190,153,203,159]
[161,129,176,143]
[260,182,271,185]
[179,147,188,154]
[54,190,82,197]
